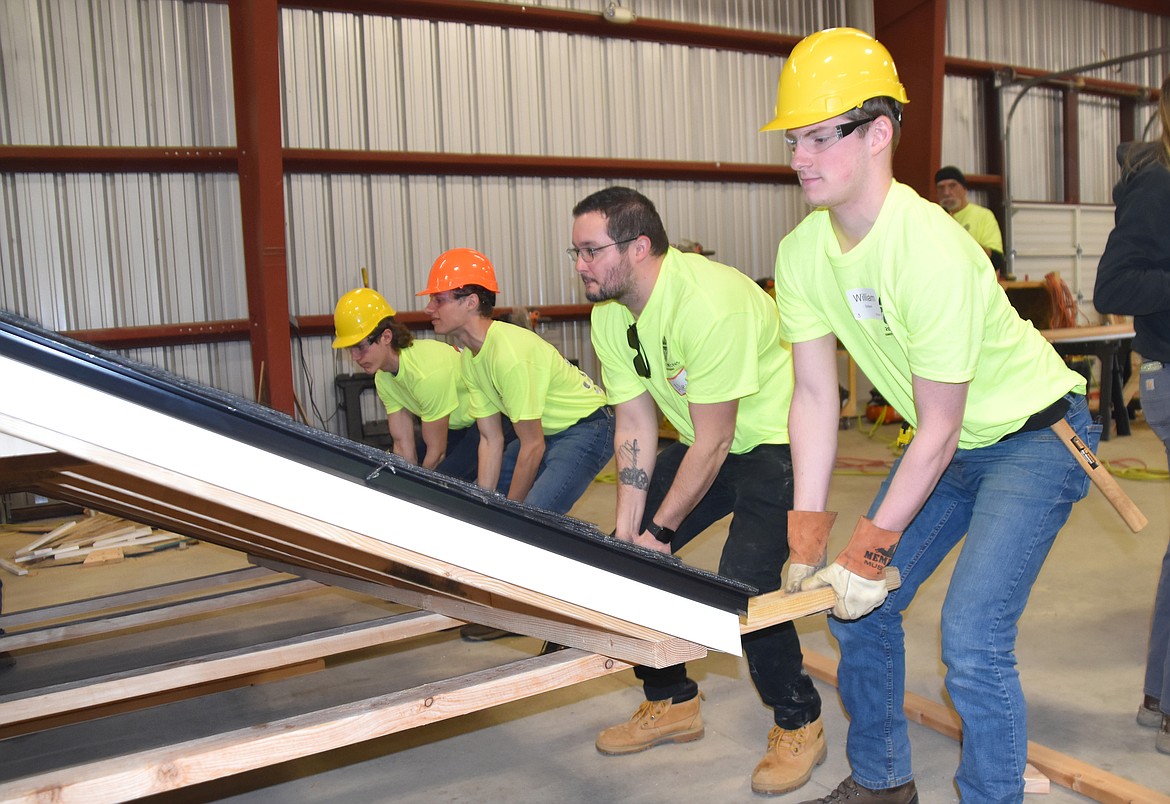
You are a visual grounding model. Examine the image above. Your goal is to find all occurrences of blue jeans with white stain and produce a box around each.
[496,406,615,515]
[1138,363,1170,715]
[831,393,1098,803]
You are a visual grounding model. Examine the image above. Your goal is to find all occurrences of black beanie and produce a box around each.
[934,166,967,187]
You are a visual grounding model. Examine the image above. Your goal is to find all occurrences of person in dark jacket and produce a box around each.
[1094,72,1170,756]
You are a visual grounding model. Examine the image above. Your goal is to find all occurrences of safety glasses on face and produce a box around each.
[784,117,875,154]
[429,290,468,306]
[565,236,641,264]
[348,333,378,356]
[627,322,651,378]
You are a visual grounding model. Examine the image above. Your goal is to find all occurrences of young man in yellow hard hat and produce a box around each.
[418,247,614,514]
[332,287,487,480]
[763,27,1094,803]
[572,186,824,795]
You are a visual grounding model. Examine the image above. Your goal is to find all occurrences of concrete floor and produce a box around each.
[1,416,1168,802]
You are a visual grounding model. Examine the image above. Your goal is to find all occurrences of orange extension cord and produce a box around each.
[1045,271,1079,329]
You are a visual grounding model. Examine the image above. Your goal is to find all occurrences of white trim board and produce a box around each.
[0,354,742,654]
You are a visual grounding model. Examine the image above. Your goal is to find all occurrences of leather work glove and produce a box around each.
[801,516,901,620]
[784,510,838,593]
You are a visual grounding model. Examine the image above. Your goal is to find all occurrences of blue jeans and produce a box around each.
[1139,363,1170,714]
[831,393,1098,802]
[436,419,516,483]
[496,406,615,515]
[632,442,821,729]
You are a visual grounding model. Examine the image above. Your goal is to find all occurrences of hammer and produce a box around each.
[1051,418,1148,532]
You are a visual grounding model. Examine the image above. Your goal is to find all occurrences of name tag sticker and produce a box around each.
[847,288,883,321]
[668,367,688,396]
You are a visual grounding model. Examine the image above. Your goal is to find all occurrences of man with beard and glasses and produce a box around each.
[570,186,824,795]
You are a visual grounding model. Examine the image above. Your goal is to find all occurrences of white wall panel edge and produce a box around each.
[0,353,742,655]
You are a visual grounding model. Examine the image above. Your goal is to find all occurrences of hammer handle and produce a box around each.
[1051,418,1148,533]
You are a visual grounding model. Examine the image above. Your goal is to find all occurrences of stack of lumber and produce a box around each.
[1,511,195,575]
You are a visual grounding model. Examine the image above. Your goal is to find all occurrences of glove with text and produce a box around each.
[784,510,838,593]
[801,516,901,620]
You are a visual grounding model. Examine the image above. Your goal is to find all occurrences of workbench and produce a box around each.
[1041,324,1135,441]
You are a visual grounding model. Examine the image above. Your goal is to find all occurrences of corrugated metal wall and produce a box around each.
[0,0,255,397]
[1,0,851,437]
[945,0,1170,203]
[278,10,831,412]
[482,0,870,32]
[1,0,1166,439]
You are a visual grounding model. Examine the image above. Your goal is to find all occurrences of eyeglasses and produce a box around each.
[784,117,875,154]
[627,322,650,378]
[429,290,468,306]
[349,333,378,355]
[566,236,640,264]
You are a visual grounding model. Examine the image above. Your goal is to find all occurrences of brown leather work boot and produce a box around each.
[751,717,827,795]
[595,695,704,755]
[798,776,918,804]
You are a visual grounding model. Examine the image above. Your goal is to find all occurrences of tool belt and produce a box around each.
[998,394,1073,442]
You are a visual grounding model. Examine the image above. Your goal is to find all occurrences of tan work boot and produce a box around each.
[751,716,827,795]
[595,695,704,755]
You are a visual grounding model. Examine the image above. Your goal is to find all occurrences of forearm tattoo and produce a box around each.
[617,438,650,490]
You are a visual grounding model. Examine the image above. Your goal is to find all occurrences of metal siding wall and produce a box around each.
[1004,85,1065,202]
[3,0,855,426]
[483,0,867,32]
[946,0,1169,205]
[282,15,799,163]
[0,0,245,401]
[279,8,832,433]
[1079,94,1121,204]
[940,75,988,173]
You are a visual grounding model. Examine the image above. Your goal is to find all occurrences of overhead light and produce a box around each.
[603,1,635,24]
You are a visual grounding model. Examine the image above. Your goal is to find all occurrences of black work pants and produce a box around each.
[633,441,820,729]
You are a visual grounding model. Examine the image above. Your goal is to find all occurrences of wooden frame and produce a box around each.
[0,550,893,799]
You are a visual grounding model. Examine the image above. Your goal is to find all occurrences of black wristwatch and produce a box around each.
[646,521,676,544]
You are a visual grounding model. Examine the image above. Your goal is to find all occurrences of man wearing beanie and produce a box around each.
[935,165,1006,274]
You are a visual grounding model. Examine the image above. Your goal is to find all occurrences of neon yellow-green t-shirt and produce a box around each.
[952,201,1003,254]
[463,320,607,435]
[776,181,1084,449]
[591,248,792,452]
[373,338,474,430]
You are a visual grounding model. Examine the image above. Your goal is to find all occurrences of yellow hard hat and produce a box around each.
[760,27,909,133]
[416,247,500,296]
[332,287,396,349]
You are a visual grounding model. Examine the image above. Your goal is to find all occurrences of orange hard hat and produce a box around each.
[416,248,499,295]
